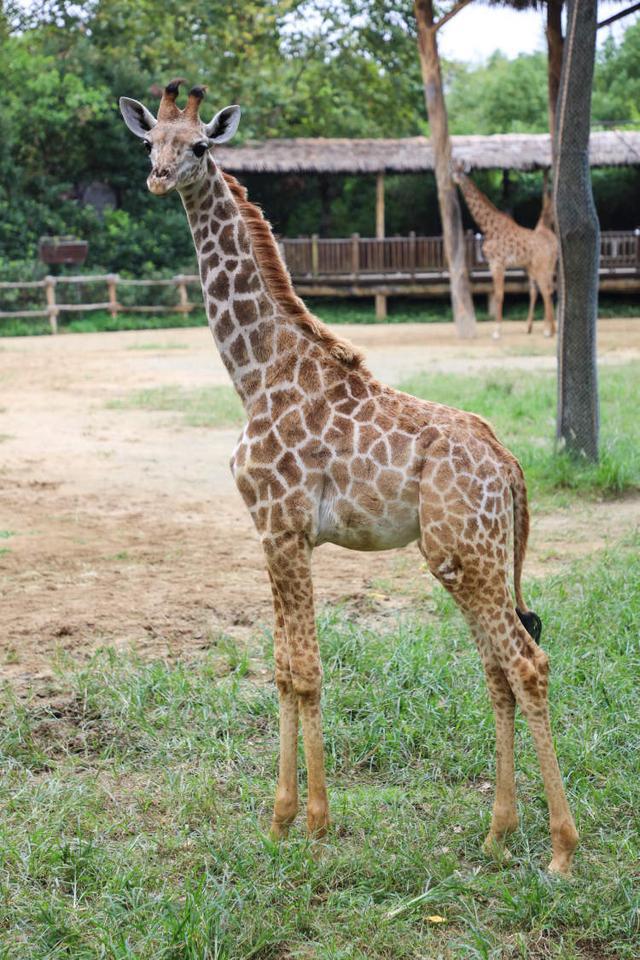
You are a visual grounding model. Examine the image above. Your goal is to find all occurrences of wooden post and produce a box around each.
[311,234,319,277]
[107,273,119,318]
[409,230,416,278]
[375,171,387,320]
[175,274,190,314]
[44,276,58,333]
[376,171,385,239]
[351,233,360,276]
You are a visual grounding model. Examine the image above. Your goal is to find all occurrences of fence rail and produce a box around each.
[0,273,201,332]
[280,230,640,278]
[2,230,638,331]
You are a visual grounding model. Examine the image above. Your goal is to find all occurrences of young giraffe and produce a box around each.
[452,164,558,339]
[120,81,578,875]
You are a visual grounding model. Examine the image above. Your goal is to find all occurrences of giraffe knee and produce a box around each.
[275,671,294,696]
[512,647,549,699]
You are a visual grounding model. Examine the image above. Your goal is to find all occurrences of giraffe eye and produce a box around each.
[192,142,208,158]
[143,140,152,154]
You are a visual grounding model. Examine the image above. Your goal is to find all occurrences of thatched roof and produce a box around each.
[217,130,640,175]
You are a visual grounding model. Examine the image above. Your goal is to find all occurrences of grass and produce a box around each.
[125,341,190,351]
[1,541,638,958]
[399,362,640,506]
[0,296,638,337]
[106,385,244,428]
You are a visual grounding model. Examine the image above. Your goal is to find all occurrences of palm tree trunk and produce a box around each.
[414,0,476,338]
[554,0,599,461]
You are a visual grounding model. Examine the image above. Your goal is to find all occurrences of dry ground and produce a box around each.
[2,318,639,698]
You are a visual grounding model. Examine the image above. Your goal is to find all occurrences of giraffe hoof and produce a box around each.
[482,834,513,864]
[547,857,572,878]
[492,331,501,341]
[543,330,552,338]
[269,820,291,841]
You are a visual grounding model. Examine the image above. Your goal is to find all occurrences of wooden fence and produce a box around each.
[0,273,201,333]
[281,230,640,277]
[1,230,638,331]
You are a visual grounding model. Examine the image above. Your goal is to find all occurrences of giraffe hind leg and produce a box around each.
[419,465,577,875]
[525,277,537,334]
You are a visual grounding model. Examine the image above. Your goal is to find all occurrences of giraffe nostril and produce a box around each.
[153,167,170,179]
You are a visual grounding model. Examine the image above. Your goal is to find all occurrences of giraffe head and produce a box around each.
[450,158,470,185]
[119,79,241,196]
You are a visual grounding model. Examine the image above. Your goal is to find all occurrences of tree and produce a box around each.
[414,0,477,339]
[554,0,600,460]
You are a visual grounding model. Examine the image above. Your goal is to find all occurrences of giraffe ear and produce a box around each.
[205,105,241,144]
[119,97,157,138]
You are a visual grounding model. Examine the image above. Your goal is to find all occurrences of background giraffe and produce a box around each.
[119,81,578,876]
[452,164,558,339]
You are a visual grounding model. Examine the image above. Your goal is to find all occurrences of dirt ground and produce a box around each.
[2,318,639,698]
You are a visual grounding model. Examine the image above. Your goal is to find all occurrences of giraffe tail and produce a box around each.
[511,462,543,643]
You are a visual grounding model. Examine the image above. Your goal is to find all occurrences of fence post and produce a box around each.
[107,273,119,318]
[409,230,416,278]
[311,234,319,277]
[351,233,360,277]
[175,274,190,314]
[44,276,58,334]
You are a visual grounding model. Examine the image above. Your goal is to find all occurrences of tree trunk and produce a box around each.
[554,0,599,461]
[546,0,564,156]
[414,0,476,338]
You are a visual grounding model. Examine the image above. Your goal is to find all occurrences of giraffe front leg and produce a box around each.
[540,283,556,338]
[268,575,299,839]
[490,264,505,339]
[264,532,330,839]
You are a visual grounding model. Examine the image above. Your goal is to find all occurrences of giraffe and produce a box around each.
[119,81,578,876]
[452,164,558,339]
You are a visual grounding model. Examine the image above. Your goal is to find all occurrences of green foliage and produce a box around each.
[0,542,639,957]
[0,2,638,279]
[106,384,245,428]
[447,52,549,134]
[593,20,640,127]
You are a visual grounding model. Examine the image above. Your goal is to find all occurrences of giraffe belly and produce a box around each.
[315,492,420,552]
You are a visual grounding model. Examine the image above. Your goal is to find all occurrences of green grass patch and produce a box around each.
[125,341,190,351]
[0,311,209,338]
[1,542,638,957]
[306,295,639,326]
[399,362,640,504]
[1,297,637,337]
[107,384,244,428]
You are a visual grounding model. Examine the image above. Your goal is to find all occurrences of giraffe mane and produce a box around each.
[222,172,368,373]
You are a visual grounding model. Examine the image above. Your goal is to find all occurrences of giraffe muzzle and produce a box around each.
[147,169,176,195]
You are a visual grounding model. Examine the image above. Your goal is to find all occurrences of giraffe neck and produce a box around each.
[180,160,279,408]
[457,174,504,235]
